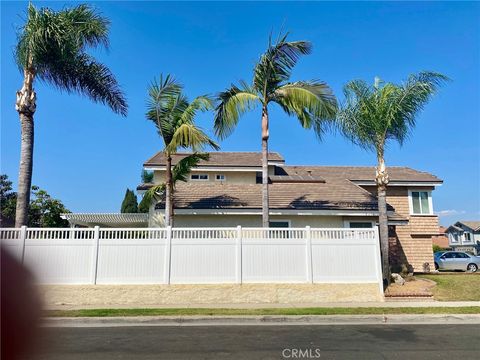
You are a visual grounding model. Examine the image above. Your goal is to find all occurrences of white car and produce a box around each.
[434,251,480,272]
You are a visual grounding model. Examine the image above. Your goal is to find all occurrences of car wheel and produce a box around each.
[434,262,439,270]
[467,263,478,273]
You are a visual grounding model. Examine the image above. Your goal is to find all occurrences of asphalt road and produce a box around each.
[28,324,479,360]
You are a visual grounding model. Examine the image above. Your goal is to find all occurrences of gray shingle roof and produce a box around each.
[152,181,394,212]
[280,166,442,183]
[457,221,480,231]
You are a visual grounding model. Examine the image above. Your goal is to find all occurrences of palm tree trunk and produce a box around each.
[165,154,173,227]
[376,154,390,288]
[261,106,269,228]
[15,68,36,227]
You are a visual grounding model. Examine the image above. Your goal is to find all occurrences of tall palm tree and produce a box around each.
[14,3,127,226]
[337,72,448,287]
[146,75,219,227]
[214,33,337,227]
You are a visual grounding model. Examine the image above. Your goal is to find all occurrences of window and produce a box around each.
[215,174,226,181]
[450,233,460,243]
[409,190,432,215]
[269,221,290,228]
[190,174,209,181]
[269,221,290,238]
[454,252,470,259]
[348,222,374,228]
[464,232,472,242]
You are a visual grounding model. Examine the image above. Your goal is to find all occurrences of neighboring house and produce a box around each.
[137,151,443,272]
[446,221,480,255]
[432,226,449,249]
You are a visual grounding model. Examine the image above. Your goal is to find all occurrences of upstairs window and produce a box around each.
[347,221,374,228]
[215,174,226,181]
[464,232,472,242]
[409,190,432,215]
[190,174,209,181]
[449,233,460,243]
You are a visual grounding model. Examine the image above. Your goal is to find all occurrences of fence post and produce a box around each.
[305,226,313,283]
[164,226,172,284]
[90,226,100,285]
[236,225,242,284]
[373,226,384,299]
[20,225,27,265]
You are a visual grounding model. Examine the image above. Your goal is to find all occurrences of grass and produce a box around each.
[417,274,480,301]
[45,306,480,318]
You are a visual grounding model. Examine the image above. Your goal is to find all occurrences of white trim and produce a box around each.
[165,208,396,216]
[145,166,261,172]
[408,189,433,215]
[190,173,209,181]
[352,181,442,187]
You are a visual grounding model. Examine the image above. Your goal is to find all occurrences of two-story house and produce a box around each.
[446,221,480,255]
[138,151,443,272]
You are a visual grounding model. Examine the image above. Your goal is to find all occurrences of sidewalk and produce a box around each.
[43,313,480,327]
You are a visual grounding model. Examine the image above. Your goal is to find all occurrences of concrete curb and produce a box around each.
[42,314,480,327]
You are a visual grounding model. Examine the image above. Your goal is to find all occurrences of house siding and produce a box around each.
[152,212,345,228]
[153,170,257,184]
[362,186,438,272]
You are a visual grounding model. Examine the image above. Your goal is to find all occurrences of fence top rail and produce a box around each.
[24,228,95,231]
[1,226,377,232]
[99,228,166,232]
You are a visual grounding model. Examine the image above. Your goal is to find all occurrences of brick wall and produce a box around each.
[362,186,439,272]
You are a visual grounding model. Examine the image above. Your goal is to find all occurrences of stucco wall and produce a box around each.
[150,212,346,228]
[153,170,257,184]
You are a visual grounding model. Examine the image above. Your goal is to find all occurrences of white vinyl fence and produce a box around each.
[1,226,383,290]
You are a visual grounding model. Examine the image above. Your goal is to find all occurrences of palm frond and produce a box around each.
[38,53,127,115]
[59,4,110,50]
[391,71,450,144]
[214,84,259,139]
[142,184,166,208]
[146,75,183,143]
[166,123,220,153]
[179,95,215,125]
[172,153,210,183]
[15,3,128,115]
[272,81,337,137]
[253,33,312,96]
[337,72,448,151]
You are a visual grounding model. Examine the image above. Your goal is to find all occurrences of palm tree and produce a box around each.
[337,72,448,287]
[214,33,337,227]
[146,75,219,227]
[14,3,127,226]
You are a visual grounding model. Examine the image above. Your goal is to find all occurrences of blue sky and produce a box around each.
[1,1,479,225]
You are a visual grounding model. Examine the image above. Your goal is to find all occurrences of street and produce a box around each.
[28,324,479,359]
